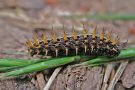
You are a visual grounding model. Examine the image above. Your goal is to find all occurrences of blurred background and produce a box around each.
[0,0,135,90]
[0,0,135,52]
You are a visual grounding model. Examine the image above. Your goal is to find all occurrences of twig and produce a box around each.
[36,72,46,90]
[43,67,62,90]
[107,61,129,90]
[102,63,115,90]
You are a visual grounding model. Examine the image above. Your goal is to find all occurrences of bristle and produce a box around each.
[112,36,119,45]
[72,26,77,40]
[75,46,78,55]
[51,26,58,42]
[112,48,117,52]
[99,41,103,45]
[84,40,88,43]
[116,36,120,44]
[83,24,88,38]
[106,31,112,42]
[92,39,96,43]
[36,49,40,55]
[42,33,47,44]
[63,25,68,41]
[84,45,87,53]
[100,28,105,39]
[65,48,68,56]
[45,49,48,56]
[106,45,109,49]
[26,40,33,48]
[112,37,117,45]
[55,49,58,57]
[91,45,94,52]
[33,34,40,47]
[92,26,97,38]
[25,40,29,47]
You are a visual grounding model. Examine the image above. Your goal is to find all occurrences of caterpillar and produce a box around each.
[26,25,120,58]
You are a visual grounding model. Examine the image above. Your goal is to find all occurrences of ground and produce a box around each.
[0,0,135,90]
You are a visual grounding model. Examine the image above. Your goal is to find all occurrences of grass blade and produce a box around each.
[0,58,49,67]
[64,13,135,20]
[0,56,80,78]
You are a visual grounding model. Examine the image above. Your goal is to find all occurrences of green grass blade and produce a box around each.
[0,59,29,66]
[0,56,80,78]
[64,13,135,20]
[0,58,47,67]
[0,59,48,72]
[0,66,19,72]
[0,55,91,72]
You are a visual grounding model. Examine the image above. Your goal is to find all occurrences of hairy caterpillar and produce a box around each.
[26,25,120,57]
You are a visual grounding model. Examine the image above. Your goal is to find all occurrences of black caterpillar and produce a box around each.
[26,26,120,57]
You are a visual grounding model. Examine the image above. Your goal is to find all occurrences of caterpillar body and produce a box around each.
[26,26,120,57]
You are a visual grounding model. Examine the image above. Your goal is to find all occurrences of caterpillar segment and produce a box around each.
[26,26,120,57]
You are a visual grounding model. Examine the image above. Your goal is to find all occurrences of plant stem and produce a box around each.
[0,56,80,78]
[0,58,48,67]
[64,13,135,20]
